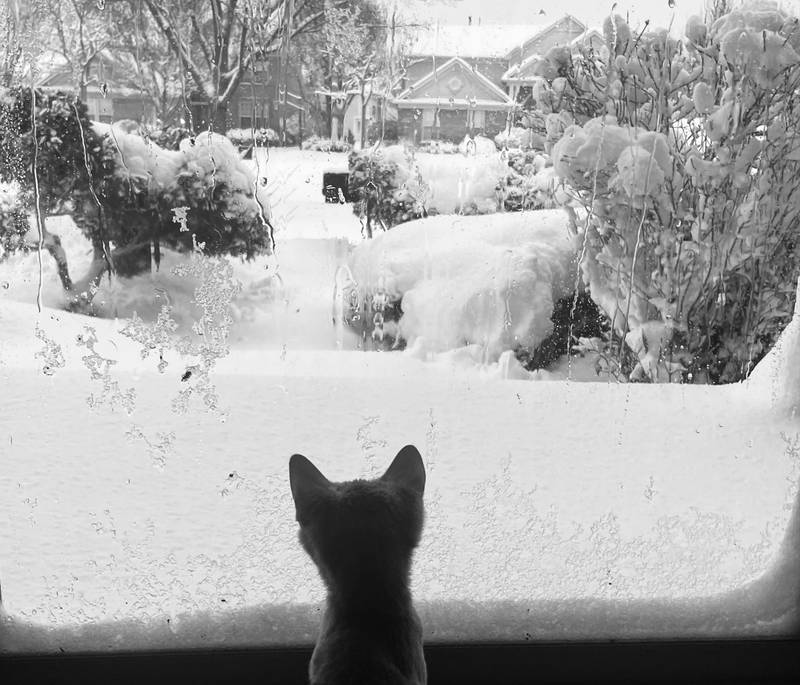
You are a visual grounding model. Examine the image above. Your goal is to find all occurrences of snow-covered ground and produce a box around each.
[0,147,798,651]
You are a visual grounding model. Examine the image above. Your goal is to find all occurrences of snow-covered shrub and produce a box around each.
[148,126,193,151]
[545,2,800,383]
[0,87,112,297]
[98,126,273,276]
[302,135,352,152]
[0,87,108,218]
[346,210,578,359]
[457,134,497,156]
[417,140,459,154]
[497,150,562,212]
[347,146,428,236]
[226,127,279,148]
[0,180,29,260]
[494,126,536,150]
[0,87,271,303]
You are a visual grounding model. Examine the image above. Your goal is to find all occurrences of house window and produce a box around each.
[239,99,267,129]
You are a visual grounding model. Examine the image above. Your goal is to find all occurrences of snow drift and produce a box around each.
[348,209,578,358]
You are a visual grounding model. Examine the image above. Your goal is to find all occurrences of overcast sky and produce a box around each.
[396,0,800,33]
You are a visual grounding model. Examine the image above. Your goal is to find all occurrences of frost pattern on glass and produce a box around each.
[169,249,241,415]
[77,326,136,414]
[118,246,241,417]
[33,324,66,376]
[125,426,176,471]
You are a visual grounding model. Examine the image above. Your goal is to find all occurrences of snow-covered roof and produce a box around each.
[502,27,605,82]
[409,23,548,59]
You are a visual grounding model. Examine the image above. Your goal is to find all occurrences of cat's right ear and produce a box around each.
[289,454,331,518]
[382,444,426,496]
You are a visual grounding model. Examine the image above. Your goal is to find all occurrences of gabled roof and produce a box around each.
[502,25,605,82]
[570,27,606,49]
[409,23,548,59]
[504,14,587,60]
[396,56,512,105]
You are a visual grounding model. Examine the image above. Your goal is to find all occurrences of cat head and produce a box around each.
[288,445,426,582]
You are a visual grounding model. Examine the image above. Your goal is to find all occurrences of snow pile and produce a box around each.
[348,209,577,359]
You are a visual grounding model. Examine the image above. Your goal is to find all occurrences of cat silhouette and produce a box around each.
[289,445,427,685]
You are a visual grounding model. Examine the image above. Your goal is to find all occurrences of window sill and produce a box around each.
[2,638,799,685]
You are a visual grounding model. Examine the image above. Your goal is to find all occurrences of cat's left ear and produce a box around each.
[289,454,331,519]
[382,445,425,495]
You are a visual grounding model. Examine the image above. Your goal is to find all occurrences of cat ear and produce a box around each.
[289,454,331,516]
[382,445,425,495]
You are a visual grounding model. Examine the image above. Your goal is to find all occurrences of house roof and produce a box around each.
[504,14,587,60]
[409,22,549,59]
[396,56,513,105]
[502,26,605,82]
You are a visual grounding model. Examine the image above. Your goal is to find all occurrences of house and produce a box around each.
[35,51,157,125]
[36,50,311,138]
[394,56,514,143]
[393,15,603,143]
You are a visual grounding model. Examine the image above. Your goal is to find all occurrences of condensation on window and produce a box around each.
[0,0,799,653]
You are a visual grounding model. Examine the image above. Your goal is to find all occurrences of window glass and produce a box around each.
[1,0,799,653]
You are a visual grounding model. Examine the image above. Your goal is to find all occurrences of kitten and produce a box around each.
[289,445,427,685]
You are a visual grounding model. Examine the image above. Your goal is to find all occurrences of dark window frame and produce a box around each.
[2,636,799,684]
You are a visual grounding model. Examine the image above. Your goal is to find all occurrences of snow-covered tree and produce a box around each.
[141,0,328,131]
[40,0,117,102]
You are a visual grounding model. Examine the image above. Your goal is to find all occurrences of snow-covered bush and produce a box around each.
[345,210,578,358]
[347,146,428,236]
[148,126,193,151]
[457,134,497,156]
[0,87,108,218]
[98,126,273,276]
[417,140,459,154]
[0,87,272,305]
[494,126,538,150]
[302,135,352,152]
[0,180,29,260]
[227,127,279,148]
[544,2,800,383]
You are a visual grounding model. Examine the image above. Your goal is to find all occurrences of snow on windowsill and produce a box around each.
[0,284,799,653]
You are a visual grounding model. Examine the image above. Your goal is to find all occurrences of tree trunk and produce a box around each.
[211,101,229,132]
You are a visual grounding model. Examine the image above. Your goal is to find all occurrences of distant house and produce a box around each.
[394,57,514,143]
[393,15,603,143]
[35,51,156,125]
[36,50,310,138]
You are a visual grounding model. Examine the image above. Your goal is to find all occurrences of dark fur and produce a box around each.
[289,445,427,685]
